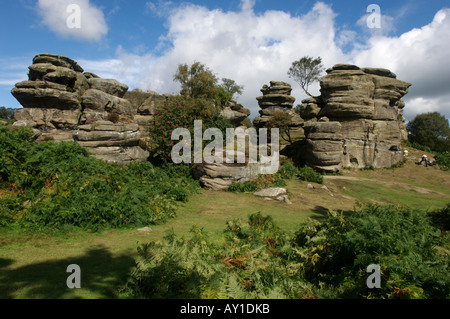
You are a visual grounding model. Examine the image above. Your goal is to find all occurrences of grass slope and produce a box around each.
[0,147,448,299]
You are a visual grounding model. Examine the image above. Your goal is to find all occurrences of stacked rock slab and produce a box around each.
[220,100,251,126]
[302,64,411,172]
[11,53,149,164]
[74,121,148,164]
[253,81,304,144]
[12,53,87,141]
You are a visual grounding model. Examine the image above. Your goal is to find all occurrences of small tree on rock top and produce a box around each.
[288,56,325,98]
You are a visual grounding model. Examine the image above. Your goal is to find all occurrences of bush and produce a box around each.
[0,127,201,231]
[123,212,314,299]
[148,96,195,164]
[277,162,300,179]
[0,126,34,186]
[435,151,450,171]
[427,204,450,232]
[294,204,450,298]
[123,205,450,299]
[228,181,259,193]
[298,165,323,184]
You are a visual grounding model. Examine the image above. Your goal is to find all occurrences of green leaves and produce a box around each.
[288,56,325,97]
[407,112,449,153]
[0,126,200,231]
[125,205,450,299]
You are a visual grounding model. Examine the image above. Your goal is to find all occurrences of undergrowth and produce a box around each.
[123,204,450,299]
[0,126,200,232]
[227,163,323,193]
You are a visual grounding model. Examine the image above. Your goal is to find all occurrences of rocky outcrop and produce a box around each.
[74,120,148,164]
[220,100,251,126]
[253,81,304,144]
[11,53,148,164]
[301,64,411,172]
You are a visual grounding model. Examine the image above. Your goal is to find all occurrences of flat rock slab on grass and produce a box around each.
[254,188,287,198]
[137,227,152,232]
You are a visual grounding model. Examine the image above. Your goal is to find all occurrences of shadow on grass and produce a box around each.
[0,247,135,299]
[309,206,354,220]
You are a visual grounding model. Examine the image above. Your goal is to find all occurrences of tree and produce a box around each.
[265,110,293,144]
[0,107,17,120]
[219,78,244,99]
[148,96,195,163]
[174,62,219,101]
[287,56,325,97]
[173,62,221,120]
[407,112,449,153]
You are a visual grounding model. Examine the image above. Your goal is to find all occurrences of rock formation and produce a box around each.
[220,100,251,126]
[253,81,304,144]
[301,64,411,172]
[11,53,149,164]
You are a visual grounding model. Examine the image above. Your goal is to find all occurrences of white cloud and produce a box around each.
[37,0,108,42]
[73,1,450,121]
[352,8,450,120]
[87,1,346,119]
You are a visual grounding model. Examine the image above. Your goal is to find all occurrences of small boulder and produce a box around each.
[254,188,287,198]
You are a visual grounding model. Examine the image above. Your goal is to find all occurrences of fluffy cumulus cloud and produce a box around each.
[77,1,450,121]
[37,0,108,42]
[352,8,450,120]
[94,1,348,119]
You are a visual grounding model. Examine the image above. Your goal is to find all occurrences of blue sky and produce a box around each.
[1,0,449,120]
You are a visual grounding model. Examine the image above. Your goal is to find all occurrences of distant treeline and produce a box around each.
[0,107,19,120]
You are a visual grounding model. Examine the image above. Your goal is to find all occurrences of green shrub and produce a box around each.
[227,181,259,193]
[294,204,450,299]
[297,165,323,184]
[148,96,195,164]
[123,205,450,299]
[0,126,34,186]
[276,162,300,179]
[123,212,314,299]
[403,140,432,153]
[435,151,450,171]
[427,203,450,231]
[0,127,200,231]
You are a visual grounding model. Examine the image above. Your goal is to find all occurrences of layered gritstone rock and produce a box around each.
[301,64,411,172]
[253,81,304,145]
[11,53,148,164]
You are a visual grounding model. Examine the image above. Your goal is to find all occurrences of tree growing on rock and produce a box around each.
[287,56,325,97]
[216,78,244,107]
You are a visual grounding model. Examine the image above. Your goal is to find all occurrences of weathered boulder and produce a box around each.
[300,64,411,172]
[220,101,251,126]
[254,188,287,197]
[81,89,136,119]
[11,53,149,165]
[32,53,84,73]
[11,85,80,110]
[73,120,148,164]
[87,78,128,98]
[193,157,279,191]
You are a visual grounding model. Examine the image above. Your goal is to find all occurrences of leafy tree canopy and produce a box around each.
[407,112,449,153]
[174,62,219,101]
[219,78,244,99]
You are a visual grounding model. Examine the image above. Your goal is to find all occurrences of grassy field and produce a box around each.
[0,147,448,299]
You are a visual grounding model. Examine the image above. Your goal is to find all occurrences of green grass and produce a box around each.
[0,147,449,299]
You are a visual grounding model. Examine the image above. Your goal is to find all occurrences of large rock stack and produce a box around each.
[253,81,304,144]
[301,64,411,172]
[11,53,149,164]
